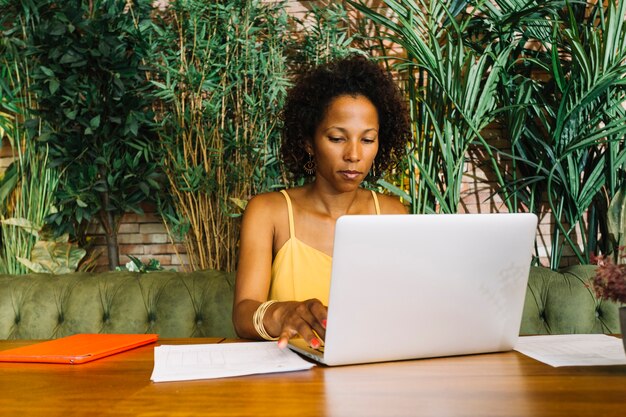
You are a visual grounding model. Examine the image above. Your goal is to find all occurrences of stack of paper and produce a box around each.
[514,334,626,367]
[150,341,315,382]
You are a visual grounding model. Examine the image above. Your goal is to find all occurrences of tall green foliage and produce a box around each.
[526,1,626,267]
[475,0,626,268]
[2,0,368,273]
[23,0,162,270]
[350,0,511,214]
[151,0,364,272]
[352,0,626,269]
[289,2,364,70]
[150,0,291,271]
[0,0,60,274]
[607,179,626,262]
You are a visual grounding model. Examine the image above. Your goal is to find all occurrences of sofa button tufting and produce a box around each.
[147,312,156,324]
[58,314,64,324]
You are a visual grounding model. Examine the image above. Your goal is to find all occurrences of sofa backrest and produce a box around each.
[520,265,622,335]
[0,265,621,340]
[0,270,236,340]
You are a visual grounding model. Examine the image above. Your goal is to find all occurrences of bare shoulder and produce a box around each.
[240,190,289,241]
[241,189,294,249]
[375,192,409,214]
[244,190,287,217]
[242,188,297,225]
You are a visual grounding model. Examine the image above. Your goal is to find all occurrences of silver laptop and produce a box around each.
[288,213,538,366]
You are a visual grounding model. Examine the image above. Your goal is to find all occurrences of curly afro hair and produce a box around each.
[280,55,410,182]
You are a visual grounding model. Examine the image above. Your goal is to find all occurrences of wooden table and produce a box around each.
[1,338,625,417]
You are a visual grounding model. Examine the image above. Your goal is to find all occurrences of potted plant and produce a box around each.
[591,179,626,350]
[591,253,626,353]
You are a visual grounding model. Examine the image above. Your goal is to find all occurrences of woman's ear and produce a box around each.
[304,140,314,155]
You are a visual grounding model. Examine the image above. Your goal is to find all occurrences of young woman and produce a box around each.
[233,55,411,349]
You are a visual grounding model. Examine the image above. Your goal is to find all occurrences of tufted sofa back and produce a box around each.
[0,270,236,340]
[0,265,622,340]
[520,265,622,335]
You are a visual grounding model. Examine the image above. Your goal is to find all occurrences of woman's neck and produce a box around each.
[304,181,363,219]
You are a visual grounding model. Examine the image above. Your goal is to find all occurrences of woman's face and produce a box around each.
[308,94,379,192]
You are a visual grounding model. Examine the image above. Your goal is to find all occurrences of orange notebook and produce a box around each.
[0,333,159,364]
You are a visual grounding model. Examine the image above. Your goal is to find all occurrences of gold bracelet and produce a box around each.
[253,300,279,341]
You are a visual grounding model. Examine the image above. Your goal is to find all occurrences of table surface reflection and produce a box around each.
[1,338,625,417]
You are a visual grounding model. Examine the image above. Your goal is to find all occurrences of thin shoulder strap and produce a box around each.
[370,190,381,215]
[280,190,296,238]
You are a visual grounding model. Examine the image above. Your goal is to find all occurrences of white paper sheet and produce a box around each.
[150,342,315,382]
[514,334,626,367]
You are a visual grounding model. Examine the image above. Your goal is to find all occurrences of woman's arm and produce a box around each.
[232,194,327,348]
[232,194,275,339]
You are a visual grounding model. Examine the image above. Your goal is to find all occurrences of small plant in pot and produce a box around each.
[591,251,626,353]
[591,181,626,351]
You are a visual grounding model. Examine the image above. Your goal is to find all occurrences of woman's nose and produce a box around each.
[344,141,361,161]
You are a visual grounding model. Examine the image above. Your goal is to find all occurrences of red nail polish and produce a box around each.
[322,319,327,328]
[311,338,320,349]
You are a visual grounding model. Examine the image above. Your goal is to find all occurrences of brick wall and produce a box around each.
[86,205,188,271]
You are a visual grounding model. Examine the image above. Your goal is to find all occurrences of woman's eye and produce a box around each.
[362,138,376,143]
[329,137,344,142]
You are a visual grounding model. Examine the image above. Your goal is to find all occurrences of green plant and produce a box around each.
[150,0,290,272]
[607,178,626,264]
[1,0,60,274]
[150,0,370,272]
[352,0,626,269]
[1,217,85,274]
[349,0,512,214]
[487,0,626,268]
[116,255,164,273]
[288,2,364,71]
[23,0,162,270]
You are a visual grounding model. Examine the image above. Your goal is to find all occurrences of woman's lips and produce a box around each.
[339,170,361,180]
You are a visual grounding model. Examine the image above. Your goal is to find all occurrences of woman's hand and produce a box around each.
[268,299,327,349]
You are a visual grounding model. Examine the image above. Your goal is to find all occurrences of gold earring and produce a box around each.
[304,154,316,175]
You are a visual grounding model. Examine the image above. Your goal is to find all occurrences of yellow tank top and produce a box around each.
[269,189,381,304]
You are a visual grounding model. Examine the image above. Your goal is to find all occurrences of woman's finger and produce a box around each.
[304,299,328,339]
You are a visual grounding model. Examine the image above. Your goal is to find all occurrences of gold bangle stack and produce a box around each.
[253,300,279,341]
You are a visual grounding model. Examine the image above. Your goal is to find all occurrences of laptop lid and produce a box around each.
[0,333,159,364]
[293,213,537,366]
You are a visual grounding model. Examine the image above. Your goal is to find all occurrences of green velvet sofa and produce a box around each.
[521,265,622,334]
[0,265,621,340]
[0,270,237,339]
